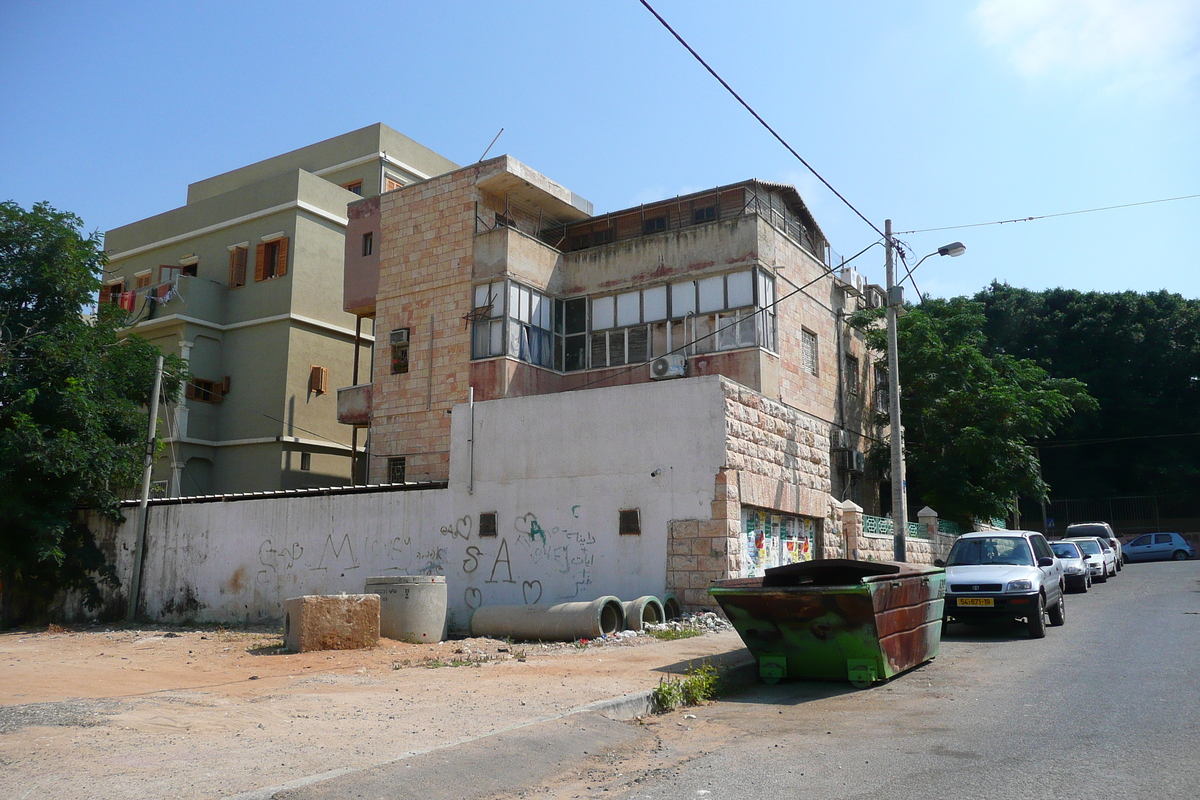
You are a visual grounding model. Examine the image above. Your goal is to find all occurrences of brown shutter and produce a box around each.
[255,243,266,282]
[185,381,197,400]
[308,365,329,394]
[222,375,232,394]
[275,237,288,277]
[99,284,112,304]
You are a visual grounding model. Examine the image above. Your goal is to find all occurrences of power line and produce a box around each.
[895,193,1200,235]
[637,0,883,239]
[1037,431,1200,449]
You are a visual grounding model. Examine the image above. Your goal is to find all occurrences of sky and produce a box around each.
[2,0,1197,300]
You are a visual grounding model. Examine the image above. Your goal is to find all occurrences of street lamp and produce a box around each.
[884,220,966,561]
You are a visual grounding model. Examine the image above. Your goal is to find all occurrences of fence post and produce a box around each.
[841,500,863,560]
[918,506,938,539]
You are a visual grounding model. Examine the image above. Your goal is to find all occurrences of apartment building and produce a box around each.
[103,124,458,495]
[338,156,883,585]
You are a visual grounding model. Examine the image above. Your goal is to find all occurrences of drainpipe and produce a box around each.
[468,386,475,495]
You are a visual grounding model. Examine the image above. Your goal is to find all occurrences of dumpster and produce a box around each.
[708,559,946,688]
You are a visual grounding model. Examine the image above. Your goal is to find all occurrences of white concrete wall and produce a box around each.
[94,376,732,631]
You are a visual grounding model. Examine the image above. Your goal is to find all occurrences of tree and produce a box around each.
[976,283,1200,500]
[0,201,184,624]
[851,297,1095,525]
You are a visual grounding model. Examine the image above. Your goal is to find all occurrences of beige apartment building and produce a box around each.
[338,156,885,564]
[103,124,458,495]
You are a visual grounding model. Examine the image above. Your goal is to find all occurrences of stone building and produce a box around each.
[102,124,457,494]
[337,155,885,605]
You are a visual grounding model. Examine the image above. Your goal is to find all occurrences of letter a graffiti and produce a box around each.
[486,538,516,584]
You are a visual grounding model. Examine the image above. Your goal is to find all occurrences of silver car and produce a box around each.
[938,531,1066,638]
[1050,540,1091,592]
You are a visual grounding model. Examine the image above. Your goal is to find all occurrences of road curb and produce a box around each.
[585,656,759,720]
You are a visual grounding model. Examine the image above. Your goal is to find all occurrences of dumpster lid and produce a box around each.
[761,559,937,587]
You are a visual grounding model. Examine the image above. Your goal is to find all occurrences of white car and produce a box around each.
[1066,522,1123,569]
[1066,536,1116,582]
[937,531,1066,638]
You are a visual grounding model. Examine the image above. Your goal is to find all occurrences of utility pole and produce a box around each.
[127,355,164,621]
[885,219,908,561]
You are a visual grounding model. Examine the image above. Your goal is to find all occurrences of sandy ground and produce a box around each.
[0,622,747,799]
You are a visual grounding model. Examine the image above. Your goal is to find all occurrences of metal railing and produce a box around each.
[862,514,925,539]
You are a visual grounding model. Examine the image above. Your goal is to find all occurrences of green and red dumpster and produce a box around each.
[708,559,946,688]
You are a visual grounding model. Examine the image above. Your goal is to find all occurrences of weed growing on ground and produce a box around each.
[513,649,528,662]
[650,662,721,712]
[648,628,704,642]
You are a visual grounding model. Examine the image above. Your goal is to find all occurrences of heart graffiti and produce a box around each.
[464,587,483,610]
[522,580,543,605]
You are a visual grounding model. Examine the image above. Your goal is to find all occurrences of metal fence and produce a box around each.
[862,514,926,539]
[1026,494,1200,537]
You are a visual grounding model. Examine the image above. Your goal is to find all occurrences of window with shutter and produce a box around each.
[256,237,288,281]
[801,329,818,376]
[309,365,329,394]
[229,246,248,288]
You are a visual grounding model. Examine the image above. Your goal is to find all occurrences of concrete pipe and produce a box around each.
[623,596,666,631]
[661,593,682,621]
[469,596,625,641]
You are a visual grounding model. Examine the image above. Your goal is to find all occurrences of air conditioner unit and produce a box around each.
[830,429,851,451]
[649,353,687,380]
[838,267,865,297]
[865,285,886,309]
[843,450,866,473]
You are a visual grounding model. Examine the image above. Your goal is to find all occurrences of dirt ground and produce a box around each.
[0,622,747,800]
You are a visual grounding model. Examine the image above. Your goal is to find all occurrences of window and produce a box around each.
[256,235,288,281]
[361,232,373,257]
[387,457,406,484]
[694,206,716,223]
[300,452,312,471]
[228,244,248,288]
[186,378,224,403]
[508,282,554,368]
[470,282,505,359]
[845,355,859,395]
[479,512,497,537]
[309,365,329,394]
[643,217,666,234]
[592,229,614,245]
[99,279,125,305]
[384,176,404,192]
[560,297,587,371]
[342,180,363,195]
[619,509,641,535]
[134,271,152,289]
[181,262,198,278]
[801,329,818,376]
[390,329,410,374]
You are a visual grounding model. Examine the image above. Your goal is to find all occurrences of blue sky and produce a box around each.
[2,0,1197,299]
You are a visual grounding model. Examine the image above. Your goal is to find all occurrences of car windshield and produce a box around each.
[947,537,1034,567]
[1069,525,1106,538]
[1051,542,1081,559]
[1074,539,1101,555]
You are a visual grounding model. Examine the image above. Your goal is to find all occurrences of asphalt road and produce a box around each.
[278,559,1200,799]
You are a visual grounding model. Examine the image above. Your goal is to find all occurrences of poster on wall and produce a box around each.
[742,507,814,577]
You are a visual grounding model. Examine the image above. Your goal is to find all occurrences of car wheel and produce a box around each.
[1049,594,1066,626]
[1079,576,1089,593]
[1086,573,1092,589]
[1028,594,1047,638]
[1172,550,1189,561]
[1115,558,1122,572]
[1108,563,1116,578]
[1097,569,1107,583]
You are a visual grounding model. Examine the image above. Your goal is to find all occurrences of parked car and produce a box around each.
[1123,532,1196,562]
[936,530,1066,638]
[1066,522,1123,568]
[1050,540,1091,592]
[1066,536,1115,581]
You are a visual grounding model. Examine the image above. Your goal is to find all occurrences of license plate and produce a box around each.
[957,597,994,607]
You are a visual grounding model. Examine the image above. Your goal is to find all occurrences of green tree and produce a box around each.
[852,297,1094,525]
[976,283,1200,499]
[0,201,184,624]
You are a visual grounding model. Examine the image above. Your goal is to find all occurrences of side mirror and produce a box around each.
[934,559,945,568]
[1038,556,1054,568]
